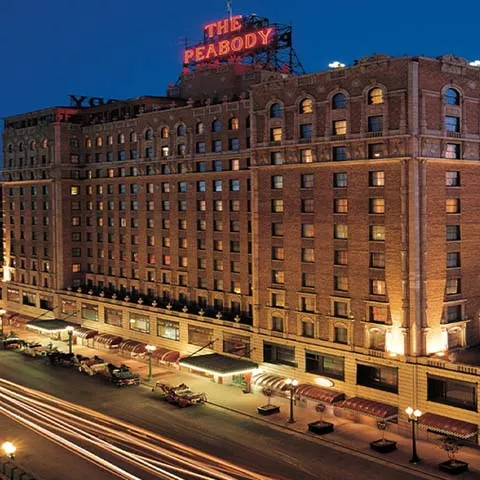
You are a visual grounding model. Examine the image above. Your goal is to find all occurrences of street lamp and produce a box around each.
[145,345,156,383]
[66,326,74,354]
[405,406,422,464]
[285,378,299,424]
[2,442,16,459]
[0,309,6,338]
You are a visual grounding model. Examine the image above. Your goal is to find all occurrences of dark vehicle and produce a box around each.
[45,351,75,367]
[106,363,140,387]
[152,382,207,407]
[2,338,25,350]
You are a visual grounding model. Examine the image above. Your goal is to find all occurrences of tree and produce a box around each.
[440,436,461,465]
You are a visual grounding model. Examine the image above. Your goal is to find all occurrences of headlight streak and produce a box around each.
[0,380,269,480]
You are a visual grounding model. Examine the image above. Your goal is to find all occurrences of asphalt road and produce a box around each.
[0,350,428,480]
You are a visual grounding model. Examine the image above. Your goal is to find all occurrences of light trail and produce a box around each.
[0,379,272,480]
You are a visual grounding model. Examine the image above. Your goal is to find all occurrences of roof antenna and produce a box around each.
[226,0,232,19]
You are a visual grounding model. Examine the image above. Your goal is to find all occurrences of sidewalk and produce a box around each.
[13,327,480,479]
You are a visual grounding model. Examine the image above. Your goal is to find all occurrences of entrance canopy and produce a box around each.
[179,353,258,377]
[341,397,398,421]
[26,319,76,333]
[73,327,98,339]
[418,412,478,439]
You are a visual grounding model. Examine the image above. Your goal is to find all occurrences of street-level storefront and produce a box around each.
[26,319,77,341]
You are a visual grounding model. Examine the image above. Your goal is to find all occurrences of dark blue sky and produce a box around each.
[2,0,480,120]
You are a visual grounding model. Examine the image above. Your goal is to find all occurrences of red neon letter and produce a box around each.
[218,40,230,56]
[244,32,257,49]
[204,22,216,38]
[217,19,229,35]
[230,35,244,52]
[205,43,218,59]
[257,27,274,45]
[230,15,242,32]
[183,49,195,64]
[195,46,206,61]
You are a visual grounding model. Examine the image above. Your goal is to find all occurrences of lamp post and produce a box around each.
[145,345,156,383]
[66,326,74,354]
[2,441,16,460]
[0,309,6,338]
[405,406,422,464]
[285,378,299,424]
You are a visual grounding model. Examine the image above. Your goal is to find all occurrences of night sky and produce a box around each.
[2,0,480,121]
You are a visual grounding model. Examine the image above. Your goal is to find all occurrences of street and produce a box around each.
[0,350,429,480]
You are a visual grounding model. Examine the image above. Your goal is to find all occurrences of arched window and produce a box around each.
[130,131,137,142]
[18,143,23,152]
[117,133,125,144]
[177,124,186,136]
[196,122,205,134]
[96,136,103,147]
[368,88,384,105]
[332,93,346,109]
[270,103,282,118]
[30,140,37,150]
[85,137,92,148]
[212,119,222,132]
[299,98,313,114]
[229,117,239,130]
[145,128,153,140]
[107,135,113,145]
[160,127,169,139]
[7,144,13,153]
[445,88,460,105]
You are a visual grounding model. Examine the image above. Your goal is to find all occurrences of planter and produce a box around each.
[308,421,334,435]
[439,460,469,475]
[369,439,397,453]
[257,405,280,416]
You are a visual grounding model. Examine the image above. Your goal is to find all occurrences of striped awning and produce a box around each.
[295,384,345,404]
[419,412,478,439]
[73,327,98,339]
[151,347,181,363]
[119,340,147,354]
[93,333,123,347]
[252,373,289,391]
[341,397,398,420]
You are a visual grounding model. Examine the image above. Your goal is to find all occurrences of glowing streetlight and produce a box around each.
[145,345,156,383]
[328,61,346,69]
[405,406,422,464]
[66,326,74,354]
[2,442,16,459]
[285,378,299,424]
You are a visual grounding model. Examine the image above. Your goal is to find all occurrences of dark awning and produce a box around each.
[418,412,478,439]
[253,373,289,391]
[296,384,345,404]
[26,319,77,333]
[151,347,181,363]
[341,397,398,420]
[73,327,98,339]
[93,333,122,347]
[119,340,147,354]
[179,353,257,377]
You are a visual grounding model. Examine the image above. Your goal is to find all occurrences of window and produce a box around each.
[446,171,460,187]
[368,88,384,105]
[177,124,186,136]
[369,170,385,186]
[369,198,385,214]
[444,88,460,106]
[427,375,476,411]
[368,115,383,132]
[370,252,385,268]
[445,116,460,132]
[334,275,348,292]
[230,179,240,191]
[446,304,462,323]
[333,146,347,161]
[446,278,461,295]
[369,305,388,323]
[129,312,150,334]
[446,225,460,241]
[161,146,169,157]
[177,144,186,155]
[302,321,314,338]
[301,248,314,263]
[271,292,285,308]
[333,172,348,187]
[213,160,222,172]
[357,363,398,393]
[70,186,80,196]
[271,152,283,165]
[332,93,346,109]
[272,222,284,236]
[300,149,313,163]
[334,326,348,344]
[145,128,153,140]
[334,198,348,214]
[229,117,239,130]
[271,316,284,332]
[333,120,347,135]
[334,224,348,239]
[272,199,284,213]
[229,138,239,150]
[263,342,295,366]
[299,98,313,114]
[81,303,98,321]
[445,143,460,159]
[368,143,383,159]
[272,270,284,284]
[369,329,386,351]
[223,334,250,357]
[188,325,213,346]
[272,246,285,260]
[371,279,386,296]
[305,352,344,380]
[105,308,123,327]
[212,120,222,132]
[302,273,315,288]
[370,225,385,241]
[145,147,153,158]
[334,250,348,265]
[212,140,222,152]
[230,158,240,170]
[333,301,348,318]
[71,264,81,273]
[196,122,205,135]
[300,124,312,139]
[301,173,314,188]
[302,224,314,238]
[301,199,314,213]
[446,198,460,214]
[447,252,460,268]
[270,127,282,142]
[157,319,180,341]
[270,103,282,118]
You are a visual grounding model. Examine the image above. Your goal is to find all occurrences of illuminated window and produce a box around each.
[177,124,186,136]
[369,306,387,323]
[212,119,222,132]
[444,88,460,105]
[370,225,385,241]
[369,170,385,186]
[271,175,283,189]
[371,279,386,295]
[370,252,385,268]
[72,263,81,273]
[229,117,239,130]
[332,93,346,109]
[271,151,283,165]
[70,186,80,196]
[334,275,348,292]
[272,246,285,260]
[302,224,314,238]
[334,198,348,213]
[160,127,169,139]
[299,98,313,114]
[334,250,348,265]
[161,146,169,157]
[368,143,383,159]
[272,199,284,213]
[118,133,125,144]
[270,103,282,118]
[369,198,385,214]
[445,143,460,159]
[85,137,92,148]
[95,136,103,147]
[196,122,205,135]
[272,270,284,284]
[333,120,347,135]
[368,88,384,105]
[301,248,314,263]
[270,127,282,142]
[334,224,348,239]
[446,198,460,214]
[369,329,386,351]
[130,131,137,142]
[300,149,313,163]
